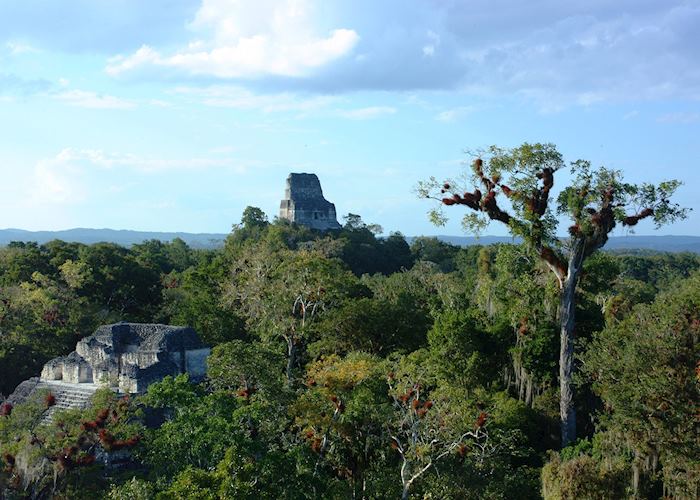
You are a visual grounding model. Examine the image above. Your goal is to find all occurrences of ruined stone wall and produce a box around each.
[24,323,211,398]
[279,173,341,231]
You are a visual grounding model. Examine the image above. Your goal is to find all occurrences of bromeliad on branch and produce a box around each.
[419,142,690,446]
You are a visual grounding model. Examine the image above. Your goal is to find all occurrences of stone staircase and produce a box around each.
[35,381,99,424]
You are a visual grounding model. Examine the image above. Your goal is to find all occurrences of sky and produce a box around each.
[0,0,699,237]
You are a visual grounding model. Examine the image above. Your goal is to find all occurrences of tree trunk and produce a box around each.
[559,239,584,447]
[352,468,364,500]
[286,337,297,385]
[400,460,411,500]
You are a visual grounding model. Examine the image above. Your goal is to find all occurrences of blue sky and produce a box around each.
[1,0,698,236]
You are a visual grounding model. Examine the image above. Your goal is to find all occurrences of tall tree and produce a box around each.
[293,352,391,498]
[226,244,360,384]
[387,351,499,500]
[419,142,688,446]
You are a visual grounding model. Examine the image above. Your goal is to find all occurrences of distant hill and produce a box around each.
[1,228,699,253]
[0,228,226,249]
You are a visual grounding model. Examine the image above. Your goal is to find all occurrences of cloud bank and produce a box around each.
[107,0,360,78]
[99,0,700,106]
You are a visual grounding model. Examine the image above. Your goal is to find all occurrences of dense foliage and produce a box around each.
[1,207,698,499]
[419,142,689,447]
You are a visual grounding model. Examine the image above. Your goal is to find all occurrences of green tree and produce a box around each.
[139,375,239,481]
[43,240,84,275]
[387,351,500,500]
[1,387,141,498]
[225,206,273,253]
[581,272,700,497]
[240,206,269,230]
[338,213,415,276]
[226,246,360,384]
[293,352,392,498]
[76,243,162,320]
[420,142,688,446]
[428,307,510,391]
[165,237,195,272]
[207,340,286,401]
[161,253,244,345]
[473,244,560,406]
[541,450,629,500]
[0,242,51,285]
[381,233,414,272]
[131,239,173,275]
[410,236,460,272]
[310,295,429,358]
[0,270,100,395]
[107,477,155,500]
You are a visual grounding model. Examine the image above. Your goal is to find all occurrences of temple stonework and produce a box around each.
[7,323,210,420]
[279,173,341,231]
[40,323,210,393]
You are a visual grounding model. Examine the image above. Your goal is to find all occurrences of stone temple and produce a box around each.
[7,323,210,421]
[279,173,341,231]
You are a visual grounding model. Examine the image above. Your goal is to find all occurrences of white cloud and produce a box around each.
[51,148,244,173]
[172,85,340,112]
[148,99,172,107]
[422,30,440,57]
[0,146,266,231]
[91,1,700,109]
[105,45,161,75]
[339,106,396,119]
[54,90,136,109]
[657,112,700,124]
[5,41,39,55]
[209,145,236,154]
[435,106,475,122]
[33,157,87,204]
[106,0,359,78]
[20,147,254,219]
[0,73,51,96]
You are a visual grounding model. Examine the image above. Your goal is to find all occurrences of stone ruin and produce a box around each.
[279,173,341,231]
[6,323,210,420]
[42,323,210,393]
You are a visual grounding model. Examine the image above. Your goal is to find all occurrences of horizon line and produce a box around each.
[2,227,699,239]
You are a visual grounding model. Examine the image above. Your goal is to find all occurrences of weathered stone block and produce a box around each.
[41,359,64,380]
[32,322,211,394]
[279,173,341,231]
[62,353,93,384]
